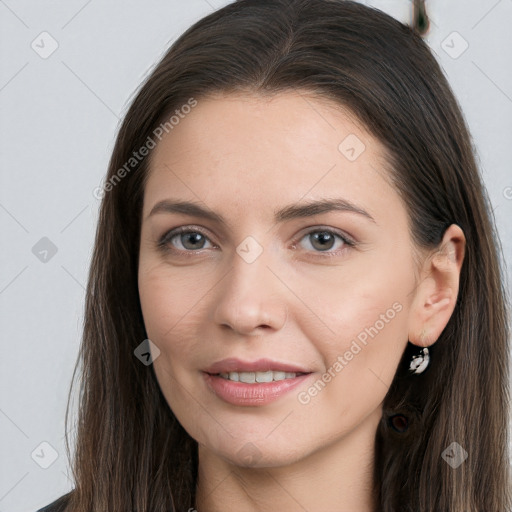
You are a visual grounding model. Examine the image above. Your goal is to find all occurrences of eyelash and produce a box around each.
[156,225,356,258]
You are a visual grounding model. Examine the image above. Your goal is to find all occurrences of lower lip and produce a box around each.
[202,372,312,406]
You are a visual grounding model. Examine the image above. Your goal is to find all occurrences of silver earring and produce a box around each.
[409,347,430,374]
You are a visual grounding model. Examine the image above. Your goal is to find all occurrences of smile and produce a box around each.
[216,370,306,383]
[202,371,313,406]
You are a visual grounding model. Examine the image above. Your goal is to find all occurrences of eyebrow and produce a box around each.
[146,198,376,225]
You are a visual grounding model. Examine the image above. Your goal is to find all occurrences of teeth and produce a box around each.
[240,372,255,383]
[217,371,301,383]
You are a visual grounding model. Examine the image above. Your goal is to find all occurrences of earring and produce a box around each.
[409,347,430,374]
[389,413,409,433]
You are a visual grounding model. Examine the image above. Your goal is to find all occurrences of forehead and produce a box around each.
[142,90,400,226]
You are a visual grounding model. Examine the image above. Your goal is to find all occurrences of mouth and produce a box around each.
[207,370,311,383]
[202,369,314,406]
[203,357,313,376]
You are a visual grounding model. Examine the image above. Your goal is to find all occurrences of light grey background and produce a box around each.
[1,1,511,510]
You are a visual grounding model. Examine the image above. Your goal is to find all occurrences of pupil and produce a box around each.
[312,232,334,251]
[183,232,204,249]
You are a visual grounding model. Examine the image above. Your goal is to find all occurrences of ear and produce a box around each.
[408,224,466,347]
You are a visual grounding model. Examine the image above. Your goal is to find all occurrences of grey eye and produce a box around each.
[170,231,213,250]
[300,230,348,252]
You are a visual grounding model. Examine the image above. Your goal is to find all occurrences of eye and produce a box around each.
[293,228,355,255]
[158,227,215,253]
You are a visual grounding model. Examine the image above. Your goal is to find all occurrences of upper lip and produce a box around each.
[203,358,312,374]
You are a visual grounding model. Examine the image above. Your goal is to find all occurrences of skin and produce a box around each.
[137,90,465,512]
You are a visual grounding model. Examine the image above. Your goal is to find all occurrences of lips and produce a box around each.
[202,371,313,406]
[203,357,312,375]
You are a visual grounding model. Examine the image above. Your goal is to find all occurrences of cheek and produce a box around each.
[138,259,208,342]
[291,251,413,407]
[139,262,218,392]
[138,263,204,386]
[138,264,209,419]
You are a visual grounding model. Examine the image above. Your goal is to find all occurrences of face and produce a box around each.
[138,91,420,468]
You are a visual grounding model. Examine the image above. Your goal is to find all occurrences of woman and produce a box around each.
[37,0,511,510]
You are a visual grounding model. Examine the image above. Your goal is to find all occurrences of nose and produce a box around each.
[213,249,288,336]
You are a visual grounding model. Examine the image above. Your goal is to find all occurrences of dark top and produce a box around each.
[36,491,72,512]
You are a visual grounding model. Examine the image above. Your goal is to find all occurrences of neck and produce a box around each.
[194,407,381,512]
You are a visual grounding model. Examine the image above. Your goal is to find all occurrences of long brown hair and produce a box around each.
[61,1,511,510]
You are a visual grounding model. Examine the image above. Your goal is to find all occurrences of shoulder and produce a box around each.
[36,491,73,512]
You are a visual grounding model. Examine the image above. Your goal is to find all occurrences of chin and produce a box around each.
[201,433,311,469]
